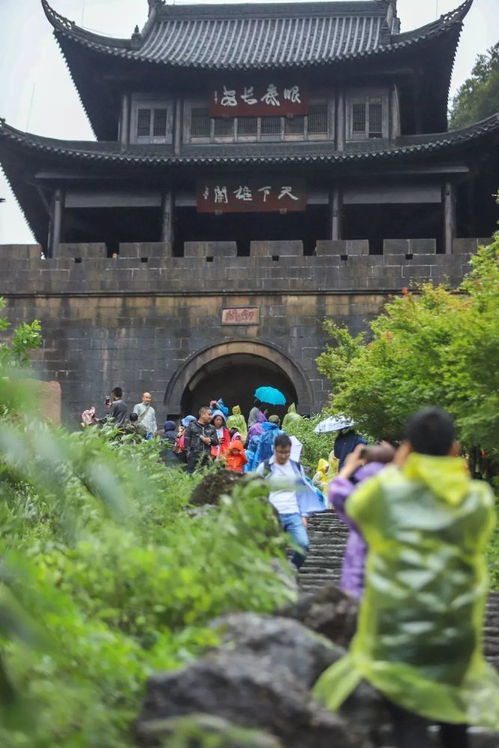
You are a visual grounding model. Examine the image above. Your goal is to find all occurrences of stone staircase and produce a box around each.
[300,511,499,671]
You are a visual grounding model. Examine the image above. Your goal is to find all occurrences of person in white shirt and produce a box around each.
[132,392,157,439]
[255,432,312,569]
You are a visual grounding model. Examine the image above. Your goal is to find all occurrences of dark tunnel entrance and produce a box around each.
[180,353,298,423]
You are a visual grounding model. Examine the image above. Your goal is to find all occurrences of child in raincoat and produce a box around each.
[312,453,339,498]
[314,407,499,746]
[224,435,248,473]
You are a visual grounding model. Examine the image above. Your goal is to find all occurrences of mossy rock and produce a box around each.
[189,468,243,506]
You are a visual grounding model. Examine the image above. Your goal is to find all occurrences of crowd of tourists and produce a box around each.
[81,388,331,571]
[82,390,499,745]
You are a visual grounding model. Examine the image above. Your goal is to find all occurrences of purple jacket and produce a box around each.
[329,462,386,601]
[246,411,267,442]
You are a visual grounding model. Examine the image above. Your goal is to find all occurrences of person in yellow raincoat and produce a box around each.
[281,403,302,432]
[314,407,499,747]
[312,453,339,498]
[226,405,247,440]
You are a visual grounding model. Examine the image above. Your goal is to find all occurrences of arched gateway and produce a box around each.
[164,341,313,419]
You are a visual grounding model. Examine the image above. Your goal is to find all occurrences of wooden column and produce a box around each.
[161,191,174,245]
[174,97,183,156]
[329,189,343,240]
[390,83,401,140]
[336,87,345,151]
[120,94,130,149]
[443,181,456,254]
[50,187,64,257]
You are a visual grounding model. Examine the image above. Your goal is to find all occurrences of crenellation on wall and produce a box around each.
[452,237,492,254]
[315,239,370,256]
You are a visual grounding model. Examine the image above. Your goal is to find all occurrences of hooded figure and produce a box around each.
[252,420,283,469]
[211,409,231,458]
[216,398,229,418]
[226,405,247,439]
[225,437,248,473]
[313,458,331,497]
[315,450,499,731]
[246,410,267,442]
[162,420,177,446]
[281,403,302,432]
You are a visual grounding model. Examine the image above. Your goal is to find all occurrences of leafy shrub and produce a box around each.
[0,374,295,745]
[283,415,338,473]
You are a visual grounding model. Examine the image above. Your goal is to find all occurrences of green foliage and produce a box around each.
[486,500,499,591]
[449,42,499,129]
[316,239,499,463]
[0,372,294,744]
[0,297,41,368]
[282,415,335,472]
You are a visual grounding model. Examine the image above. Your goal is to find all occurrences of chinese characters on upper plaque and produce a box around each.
[210,84,309,117]
[196,181,307,213]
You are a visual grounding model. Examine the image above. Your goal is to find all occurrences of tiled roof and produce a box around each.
[1,113,497,168]
[41,0,472,70]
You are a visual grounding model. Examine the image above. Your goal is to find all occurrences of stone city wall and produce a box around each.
[0,238,490,426]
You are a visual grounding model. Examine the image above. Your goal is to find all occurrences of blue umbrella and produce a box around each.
[254,386,286,406]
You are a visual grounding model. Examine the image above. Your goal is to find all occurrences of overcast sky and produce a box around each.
[0,0,497,244]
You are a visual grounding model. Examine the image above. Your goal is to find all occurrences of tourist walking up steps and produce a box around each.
[314,407,499,747]
[184,406,218,474]
[256,433,324,570]
[133,391,157,439]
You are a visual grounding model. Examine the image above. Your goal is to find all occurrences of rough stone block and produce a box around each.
[250,241,303,257]
[0,244,42,260]
[452,237,493,254]
[409,238,436,254]
[184,242,237,258]
[58,243,107,259]
[383,239,410,254]
[119,242,172,259]
[345,240,369,256]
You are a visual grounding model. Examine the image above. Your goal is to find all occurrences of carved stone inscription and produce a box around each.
[222,308,260,325]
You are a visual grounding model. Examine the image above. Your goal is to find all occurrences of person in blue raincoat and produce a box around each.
[255,432,325,569]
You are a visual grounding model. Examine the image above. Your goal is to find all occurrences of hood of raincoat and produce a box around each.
[256,410,267,423]
[211,409,227,424]
[181,415,196,427]
[229,438,244,453]
[163,420,176,432]
[232,405,241,415]
[402,452,470,506]
[317,458,329,474]
[216,398,229,417]
[261,421,279,432]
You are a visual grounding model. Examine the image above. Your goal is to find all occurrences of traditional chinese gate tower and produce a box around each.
[0,0,497,422]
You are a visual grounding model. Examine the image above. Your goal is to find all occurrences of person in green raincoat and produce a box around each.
[226,405,247,440]
[314,407,499,747]
[281,403,301,432]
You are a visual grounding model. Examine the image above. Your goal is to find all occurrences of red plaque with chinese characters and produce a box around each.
[196,181,307,213]
[222,308,260,325]
[209,84,309,117]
